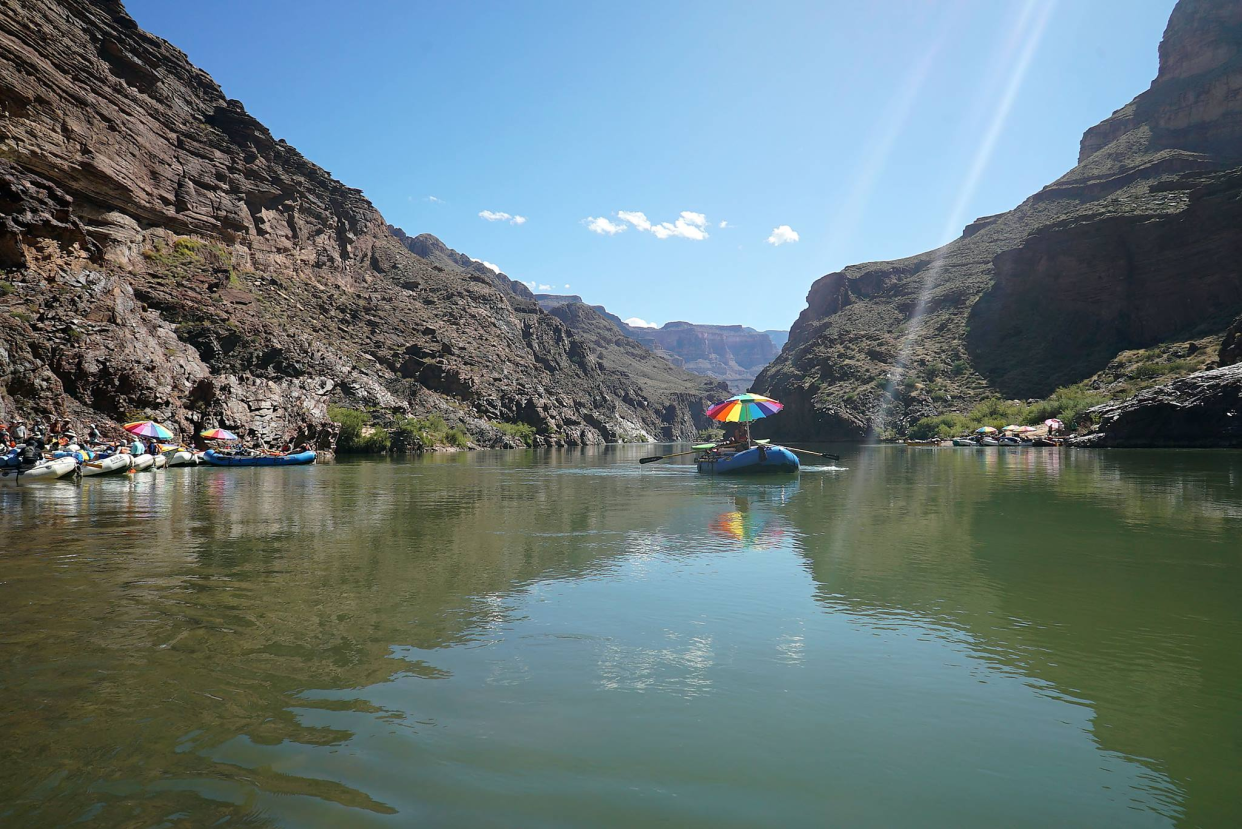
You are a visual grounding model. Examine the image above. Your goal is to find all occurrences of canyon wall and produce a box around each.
[756,0,1242,439]
[0,0,714,446]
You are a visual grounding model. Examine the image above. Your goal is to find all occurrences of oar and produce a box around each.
[784,446,841,462]
[639,444,715,464]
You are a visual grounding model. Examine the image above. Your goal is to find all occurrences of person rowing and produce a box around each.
[713,424,750,454]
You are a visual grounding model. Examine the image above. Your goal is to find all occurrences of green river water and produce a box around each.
[1,445,1240,828]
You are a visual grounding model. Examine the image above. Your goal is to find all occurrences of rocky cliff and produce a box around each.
[536,293,780,392]
[1070,364,1242,448]
[627,323,778,392]
[0,0,715,447]
[541,302,729,439]
[755,0,1242,440]
[388,227,535,300]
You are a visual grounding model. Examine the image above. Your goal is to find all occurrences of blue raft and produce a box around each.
[203,449,316,467]
[696,444,799,475]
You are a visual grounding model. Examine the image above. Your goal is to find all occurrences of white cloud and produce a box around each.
[600,209,710,240]
[718,220,728,228]
[617,211,651,231]
[564,283,571,289]
[427,195,442,203]
[538,283,553,291]
[766,225,800,246]
[650,215,708,240]
[624,317,659,328]
[585,216,626,235]
[470,257,502,274]
[480,210,526,225]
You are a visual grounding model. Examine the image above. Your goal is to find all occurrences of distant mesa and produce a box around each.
[535,294,788,392]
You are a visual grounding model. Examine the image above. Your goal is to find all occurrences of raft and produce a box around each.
[202,449,316,467]
[81,453,132,477]
[0,456,78,485]
[696,444,799,475]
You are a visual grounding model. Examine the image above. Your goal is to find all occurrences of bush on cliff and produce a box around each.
[907,382,1107,438]
[329,406,390,453]
[493,421,537,447]
[394,414,470,450]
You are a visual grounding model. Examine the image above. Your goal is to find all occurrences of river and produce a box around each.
[2,445,1240,827]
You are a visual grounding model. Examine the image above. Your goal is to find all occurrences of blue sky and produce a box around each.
[127,0,1175,332]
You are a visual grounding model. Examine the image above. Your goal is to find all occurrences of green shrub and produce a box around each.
[908,412,974,440]
[493,421,537,446]
[950,359,969,376]
[329,405,389,453]
[0,281,14,296]
[697,427,726,442]
[173,237,203,256]
[393,413,472,450]
[1023,383,1105,428]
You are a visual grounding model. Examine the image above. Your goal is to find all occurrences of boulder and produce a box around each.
[1070,365,1242,447]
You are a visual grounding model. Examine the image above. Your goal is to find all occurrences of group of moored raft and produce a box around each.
[904,435,1067,447]
[1,440,316,486]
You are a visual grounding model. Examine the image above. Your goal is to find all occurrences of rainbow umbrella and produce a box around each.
[974,426,998,434]
[200,428,238,441]
[706,393,784,423]
[124,420,174,440]
[1044,418,1064,430]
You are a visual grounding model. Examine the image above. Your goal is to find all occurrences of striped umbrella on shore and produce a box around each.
[124,420,174,440]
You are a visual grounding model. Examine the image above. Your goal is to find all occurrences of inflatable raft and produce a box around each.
[203,450,316,467]
[696,443,799,475]
[0,456,78,485]
[81,453,132,476]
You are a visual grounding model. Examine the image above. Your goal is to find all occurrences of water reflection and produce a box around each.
[0,446,1239,827]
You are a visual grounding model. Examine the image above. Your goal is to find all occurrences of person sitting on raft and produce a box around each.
[718,425,750,452]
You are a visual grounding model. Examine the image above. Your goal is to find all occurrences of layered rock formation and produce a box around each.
[627,323,778,392]
[0,0,715,446]
[541,303,728,439]
[763,330,789,351]
[756,0,1242,440]
[535,292,781,392]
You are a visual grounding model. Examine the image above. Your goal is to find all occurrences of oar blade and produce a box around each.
[639,455,664,464]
